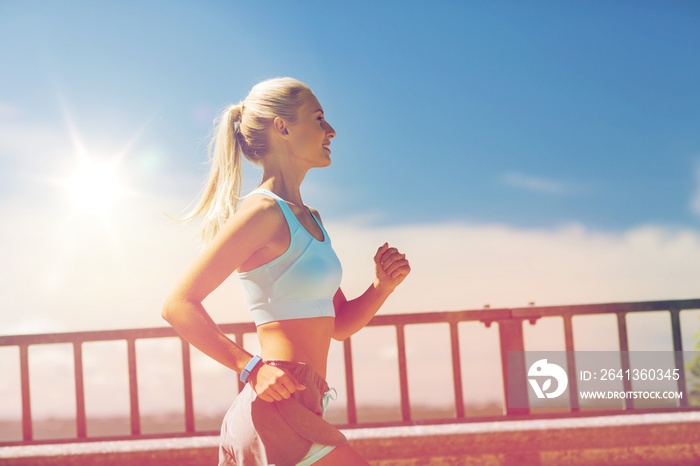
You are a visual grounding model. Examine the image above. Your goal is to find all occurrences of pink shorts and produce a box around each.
[218,360,347,465]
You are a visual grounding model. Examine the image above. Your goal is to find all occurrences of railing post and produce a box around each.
[396,324,411,421]
[73,342,87,438]
[343,338,357,425]
[563,316,579,412]
[669,306,688,408]
[499,317,529,415]
[449,321,465,418]
[127,338,141,436]
[616,312,634,409]
[181,339,195,433]
[19,344,32,442]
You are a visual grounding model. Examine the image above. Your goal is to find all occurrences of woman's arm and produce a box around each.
[332,243,411,341]
[162,198,304,401]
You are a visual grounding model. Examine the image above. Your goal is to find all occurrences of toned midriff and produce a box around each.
[256,316,335,379]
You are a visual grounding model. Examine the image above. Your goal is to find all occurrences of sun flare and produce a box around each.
[64,158,127,215]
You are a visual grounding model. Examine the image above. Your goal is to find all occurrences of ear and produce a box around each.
[272,116,290,138]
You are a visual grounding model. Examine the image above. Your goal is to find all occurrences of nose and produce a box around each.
[325,121,336,139]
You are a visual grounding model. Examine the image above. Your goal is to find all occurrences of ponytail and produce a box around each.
[179,77,312,244]
[182,102,243,243]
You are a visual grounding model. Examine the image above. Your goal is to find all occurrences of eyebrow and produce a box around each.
[314,108,324,114]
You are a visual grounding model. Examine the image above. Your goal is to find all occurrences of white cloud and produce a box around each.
[500,172,573,195]
[3,191,700,419]
[329,220,700,313]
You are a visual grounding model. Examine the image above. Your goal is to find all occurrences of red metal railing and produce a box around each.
[1,298,699,445]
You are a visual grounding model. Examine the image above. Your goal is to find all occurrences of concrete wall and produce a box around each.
[2,412,699,465]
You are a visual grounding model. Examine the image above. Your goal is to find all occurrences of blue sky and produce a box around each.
[1,0,700,330]
[3,1,699,231]
[2,0,700,423]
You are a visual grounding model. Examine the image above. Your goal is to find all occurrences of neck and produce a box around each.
[259,159,308,206]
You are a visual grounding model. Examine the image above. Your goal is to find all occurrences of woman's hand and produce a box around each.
[374,243,411,293]
[248,363,306,402]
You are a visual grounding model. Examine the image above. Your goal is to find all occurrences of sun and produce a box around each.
[50,102,143,230]
[62,157,128,217]
[56,154,130,224]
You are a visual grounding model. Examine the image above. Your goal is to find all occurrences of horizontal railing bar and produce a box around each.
[0,322,258,347]
[367,299,700,327]
[4,299,699,347]
[1,297,699,447]
[0,327,181,346]
[368,309,511,326]
[510,298,700,319]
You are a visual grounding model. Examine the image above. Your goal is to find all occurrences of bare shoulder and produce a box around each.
[308,206,324,223]
[237,192,280,216]
[217,193,284,243]
[166,194,288,303]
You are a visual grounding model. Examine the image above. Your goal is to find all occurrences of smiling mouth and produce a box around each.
[322,143,330,151]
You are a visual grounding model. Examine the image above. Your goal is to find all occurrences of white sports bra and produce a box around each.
[237,189,343,326]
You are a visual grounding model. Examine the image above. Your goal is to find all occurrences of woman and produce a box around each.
[162,77,410,465]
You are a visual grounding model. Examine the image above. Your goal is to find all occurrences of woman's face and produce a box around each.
[286,93,336,168]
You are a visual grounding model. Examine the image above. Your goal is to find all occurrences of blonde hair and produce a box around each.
[183,77,312,243]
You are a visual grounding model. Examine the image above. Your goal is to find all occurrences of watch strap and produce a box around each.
[240,355,263,383]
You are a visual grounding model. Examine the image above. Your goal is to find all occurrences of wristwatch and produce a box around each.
[240,355,263,383]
